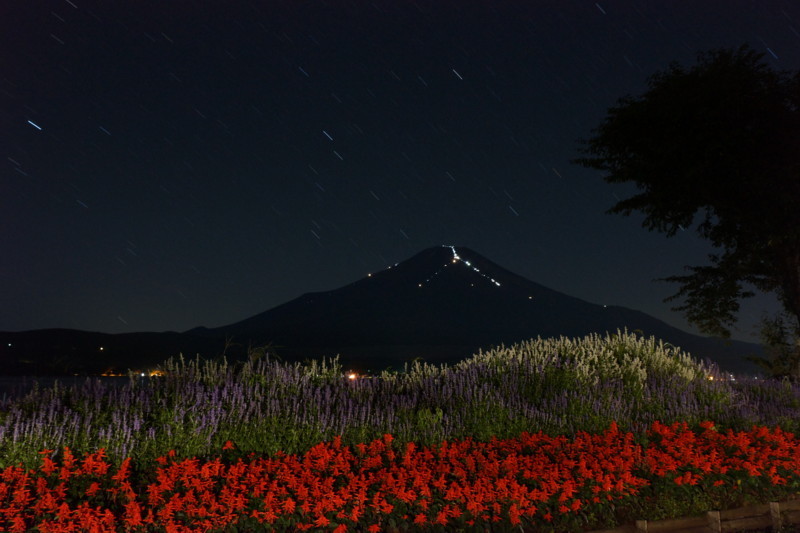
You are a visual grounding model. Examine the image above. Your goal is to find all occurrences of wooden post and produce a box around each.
[770,501,782,531]
[706,510,721,533]
[635,519,647,532]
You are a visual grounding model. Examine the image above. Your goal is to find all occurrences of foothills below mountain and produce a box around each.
[1,246,763,376]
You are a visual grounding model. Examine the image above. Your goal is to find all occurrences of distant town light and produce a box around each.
[348,372,357,380]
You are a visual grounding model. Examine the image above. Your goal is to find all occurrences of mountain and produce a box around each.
[196,245,762,373]
[1,245,763,375]
[0,328,217,376]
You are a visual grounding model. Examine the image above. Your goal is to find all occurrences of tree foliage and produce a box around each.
[573,45,800,378]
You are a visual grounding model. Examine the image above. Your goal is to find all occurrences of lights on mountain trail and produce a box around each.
[446,245,460,261]
[416,245,503,288]
[444,245,502,287]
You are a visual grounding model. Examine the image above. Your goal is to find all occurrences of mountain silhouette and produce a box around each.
[1,245,762,375]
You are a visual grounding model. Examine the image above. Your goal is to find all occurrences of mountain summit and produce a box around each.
[2,245,762,375]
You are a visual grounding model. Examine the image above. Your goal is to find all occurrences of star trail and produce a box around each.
[2,1,796,341]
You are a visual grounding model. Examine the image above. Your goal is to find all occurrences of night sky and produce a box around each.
[3,1,797,342]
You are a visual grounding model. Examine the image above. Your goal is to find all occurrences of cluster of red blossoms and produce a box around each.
[1,421,799,532]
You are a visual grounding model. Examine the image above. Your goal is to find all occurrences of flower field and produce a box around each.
[2,331,800,531]
[3,422,800,532]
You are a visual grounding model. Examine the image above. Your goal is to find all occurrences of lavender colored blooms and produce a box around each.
[0,330,799,471]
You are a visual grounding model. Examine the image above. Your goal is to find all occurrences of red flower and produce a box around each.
[85,482,101,497]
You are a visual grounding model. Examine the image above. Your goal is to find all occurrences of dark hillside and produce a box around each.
[1,246,763,375]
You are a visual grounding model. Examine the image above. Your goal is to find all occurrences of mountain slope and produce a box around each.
[201,245,762,373]
[1,245,763,375]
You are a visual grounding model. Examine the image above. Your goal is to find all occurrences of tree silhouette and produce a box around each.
[574,45,800,378]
